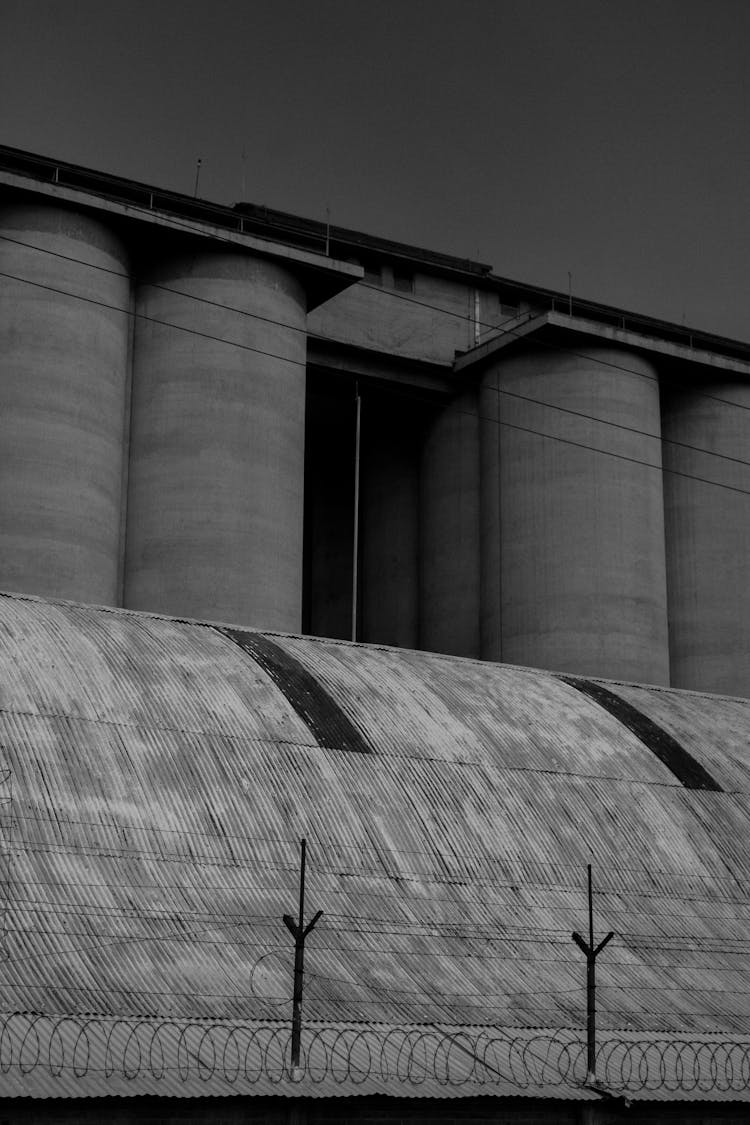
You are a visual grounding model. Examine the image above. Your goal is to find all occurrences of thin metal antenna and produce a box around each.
[325,207,331,256]
[193,158,202,197]
[571,864,614,1085]
[241,148,247,200]
[568,271,573,316]
[283,838,323,1072]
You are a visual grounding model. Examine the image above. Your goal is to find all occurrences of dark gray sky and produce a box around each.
[2,0,749,340]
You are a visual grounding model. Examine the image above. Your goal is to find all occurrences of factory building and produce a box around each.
[2,144,750,696]
[1,146,750,1119]
[0,589,746,1122]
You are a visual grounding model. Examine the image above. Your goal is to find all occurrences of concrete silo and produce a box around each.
[662,378,750,696]
[480,344,670,683]
[124,250,308,632]
[0,201,131,605]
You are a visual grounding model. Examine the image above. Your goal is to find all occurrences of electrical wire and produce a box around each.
[0,230,309,337]
[10,878,750,955]
[89,187,750,425]
[4,810,750,904]
[4,231,750,471]
[0,924,259,968]
[8,808,299,848]
[0,854,707,915]
[12,877,749,932]
[0,976,278,1004]
[8,155,750,542]
[3,913,733,975]
[3,214,750,1052]
[0,269,305,370]
[597,983,750,996]
[8,832,750,919]
[489,383,750,470]
[8,178,748,399]
[4,264,750,505]
[1,921,267,948]
[18,887,750,952]
[10,812,750,902]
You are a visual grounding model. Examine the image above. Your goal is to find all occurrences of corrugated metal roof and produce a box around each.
[0,591,749,1101]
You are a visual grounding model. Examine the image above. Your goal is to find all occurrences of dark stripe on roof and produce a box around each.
[217,627,371,754]
[558,676,723,792]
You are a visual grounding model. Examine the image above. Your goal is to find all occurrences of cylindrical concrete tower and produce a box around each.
[480,345,670,683]
[0,201,131,605]
[125,250,307,631]
[419,388,480,657]
[662,379,750,695]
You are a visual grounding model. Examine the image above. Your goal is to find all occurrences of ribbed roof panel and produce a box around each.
[0,593,747,1101]
[278,636,681,784]
[597,679,750,794]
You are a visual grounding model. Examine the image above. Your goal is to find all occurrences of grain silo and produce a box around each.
[3,145,750,697]
[0,200,131,605]
[662,375,750,695]
[477,344,670,684]
[125,250,309,631]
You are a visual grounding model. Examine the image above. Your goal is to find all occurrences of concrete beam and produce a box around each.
[307,334,455,394]
[454,309,750,380]
[0,169,361,310]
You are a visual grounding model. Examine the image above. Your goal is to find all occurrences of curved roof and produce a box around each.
[0,591,749,1101]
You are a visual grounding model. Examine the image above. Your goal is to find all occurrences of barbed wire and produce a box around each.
[3,797,750,1094]
[0,1012,747,1095]
[12,806,750,916]
[10,799,750,883]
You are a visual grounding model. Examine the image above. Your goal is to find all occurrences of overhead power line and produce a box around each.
[0,269,305,370]
[9,810,750,899]
[4,229,750,440]
[5,895,750,956]
[0,231,309,337]
[10,183,745,390]
[4,267,750,502]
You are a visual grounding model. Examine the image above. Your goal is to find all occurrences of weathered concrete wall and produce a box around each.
[662,377,750,695]
[309,270,477,364]
[0,201,131,605]
[309,266,539,366]
[480,346,670,683]
[419,388,481,657]
[125,250,307,631]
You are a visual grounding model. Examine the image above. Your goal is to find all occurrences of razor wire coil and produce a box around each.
[0,1014,748,1093]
